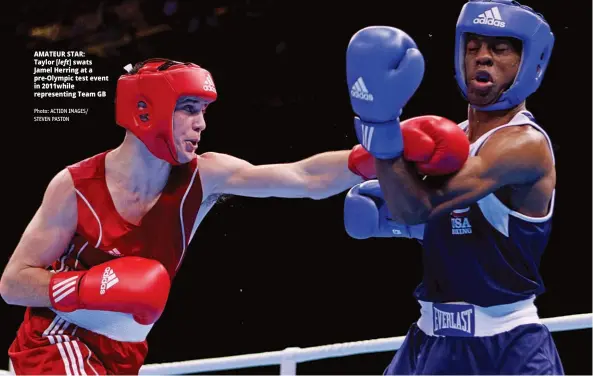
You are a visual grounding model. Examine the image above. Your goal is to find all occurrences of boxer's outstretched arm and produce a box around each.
[198,151,364,200]
[0,169,77,307]
[375,127,554,224]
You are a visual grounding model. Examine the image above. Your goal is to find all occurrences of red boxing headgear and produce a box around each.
[115,58,217,165]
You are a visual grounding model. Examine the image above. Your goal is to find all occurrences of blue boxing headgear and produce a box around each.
[454,0,554,111]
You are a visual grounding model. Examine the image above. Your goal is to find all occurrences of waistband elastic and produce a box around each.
[416,296,541,337]
[50,308,153,342]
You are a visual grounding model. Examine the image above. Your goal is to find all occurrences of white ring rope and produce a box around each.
[138,313,592,375]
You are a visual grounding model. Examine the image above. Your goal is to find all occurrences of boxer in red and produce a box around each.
[0,58,380,375]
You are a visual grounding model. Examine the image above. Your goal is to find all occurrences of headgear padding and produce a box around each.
[115,58,217,165]
[454,0,554,111]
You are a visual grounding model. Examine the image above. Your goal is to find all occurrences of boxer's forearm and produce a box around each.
[0,266,52,307]
[297,150,364,199]
[375,158,432,225]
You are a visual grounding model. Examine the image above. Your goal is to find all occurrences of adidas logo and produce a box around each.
[351,77,374,102]
[473,6,505,28]
[100,267,119,295]
[51,275,79,303]
[107,248,122,257]
[203,74,216,93]
[360,123,375,151]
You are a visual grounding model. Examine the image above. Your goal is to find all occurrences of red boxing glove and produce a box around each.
[348,144,376,180]
[49,256,170,325]
[401,115,470,176]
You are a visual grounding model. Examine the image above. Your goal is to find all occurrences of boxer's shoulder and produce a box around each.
[479,125,550,159]
[197,151,238,166]
[196,152,230,178]
[66,150,110,180]
[477,124,553,186]
[40,168,77,223]
[46,168,76,198]
[196,152,251,194]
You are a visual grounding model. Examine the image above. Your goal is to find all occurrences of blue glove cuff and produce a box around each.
[354,117,403,160]
[344,181,425,240]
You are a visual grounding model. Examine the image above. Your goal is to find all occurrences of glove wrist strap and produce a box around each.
[354,117,403,160]
[49,271,82,312]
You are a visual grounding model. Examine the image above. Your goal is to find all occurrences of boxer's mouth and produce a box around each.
[470,70,495,93]
[474,70,493,83]
[185,139,198,151]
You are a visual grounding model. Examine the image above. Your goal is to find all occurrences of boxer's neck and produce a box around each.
[105,132,171,197]
[466,102,525,143]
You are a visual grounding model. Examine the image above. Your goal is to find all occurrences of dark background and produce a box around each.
[2,0,592,374]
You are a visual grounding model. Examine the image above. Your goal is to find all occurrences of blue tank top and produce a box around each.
[413,111,556,307]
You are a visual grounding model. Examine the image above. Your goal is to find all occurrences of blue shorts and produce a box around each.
[384,323,564,375]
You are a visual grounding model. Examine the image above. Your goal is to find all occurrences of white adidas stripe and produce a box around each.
[56,341,73,376]
[53,282,78,303]
[357,77,368,92]
[71,341,89,376]
[42,315,61,337]
[105,271,119,290]
[53,280,77,296]
[361,124,374,151]
[63,341,82,376]
[478,6,502,20]
[491,7,502,19]
[52,275,78,290]
[42,316,93,375]
[352,77,369,93]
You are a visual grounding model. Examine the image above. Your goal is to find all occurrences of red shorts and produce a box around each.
[9,307,148,375]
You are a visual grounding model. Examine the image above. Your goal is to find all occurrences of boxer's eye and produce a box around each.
[493,44,510,53]
[182,105,199,114]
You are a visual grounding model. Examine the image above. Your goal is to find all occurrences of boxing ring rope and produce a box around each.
[134,313,593,375]
[0,313,590,375]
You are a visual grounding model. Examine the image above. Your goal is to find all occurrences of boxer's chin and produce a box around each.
[467,88,499,108]
[176,150,196,164]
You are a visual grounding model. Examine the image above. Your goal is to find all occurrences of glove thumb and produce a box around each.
[389,49,425,108]
[344,184,379,239]
[401,122,435,162]
[357,179,384,198]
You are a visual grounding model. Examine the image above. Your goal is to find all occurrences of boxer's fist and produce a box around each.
[344,180,424,240]
[49,257,170,325]
[348,144,376,180]
[401,116,470,176]
[347,26,425,159]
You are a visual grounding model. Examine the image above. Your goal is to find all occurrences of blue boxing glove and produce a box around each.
[347,26,425,159]
[344,180,424,240]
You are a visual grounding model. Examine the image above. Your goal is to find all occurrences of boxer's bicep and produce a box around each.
[5,169,77,272]
[425,156,495,218]
[224,159,308,198]
[1,169,77,304]
[428,128,550,219]
[200,152,315,198]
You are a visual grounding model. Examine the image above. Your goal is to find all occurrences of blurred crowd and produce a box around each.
[18,0,273,58]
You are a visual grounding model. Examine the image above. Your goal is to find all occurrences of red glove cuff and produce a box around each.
[348,144,376,180]
[49,271,83,312]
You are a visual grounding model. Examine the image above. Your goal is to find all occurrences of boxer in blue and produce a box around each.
[343,1,564,374]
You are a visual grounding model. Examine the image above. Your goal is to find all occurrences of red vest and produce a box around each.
[52,151,204,280]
